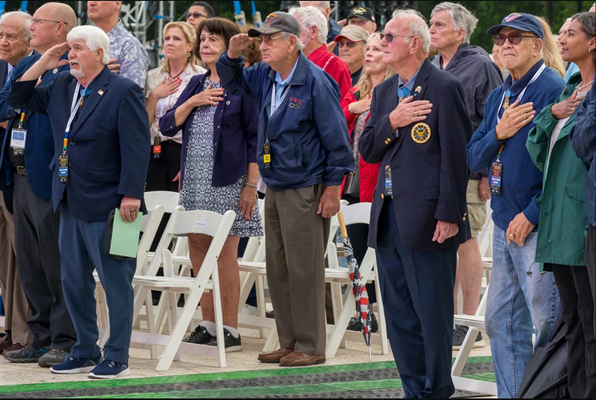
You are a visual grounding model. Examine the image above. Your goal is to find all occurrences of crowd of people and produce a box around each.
[0,1,592,397]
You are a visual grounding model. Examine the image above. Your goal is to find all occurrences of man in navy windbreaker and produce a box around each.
[217,12,354,367]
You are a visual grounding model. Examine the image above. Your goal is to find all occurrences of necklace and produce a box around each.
[576,80,594,92]
[168,68,184,81]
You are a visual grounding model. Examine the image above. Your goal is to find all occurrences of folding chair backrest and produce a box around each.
[146,205,185,276]
[241,198,265,262]
[144,191,181,214]
[136,205,165,275]
[340,202,372,226]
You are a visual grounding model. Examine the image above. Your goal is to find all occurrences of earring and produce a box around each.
[187,52,192,58]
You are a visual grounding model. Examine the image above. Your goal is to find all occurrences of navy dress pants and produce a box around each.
[376,200,457,398]
[59,205,136,364]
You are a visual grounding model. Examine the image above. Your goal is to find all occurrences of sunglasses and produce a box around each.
[380,33,414,43]
[256,34,283,46]
[338,41,358,49]
[492,32,538,46]
[187,12,207,20]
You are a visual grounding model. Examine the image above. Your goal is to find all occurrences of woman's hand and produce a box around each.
[150,77,181,100]
[173,171,181,193]
[349,98,372,115]
[550,91,583,120]
[239,185,258,221]
[189,84,225,107]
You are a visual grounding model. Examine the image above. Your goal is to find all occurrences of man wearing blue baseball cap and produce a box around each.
[467,12,563,397]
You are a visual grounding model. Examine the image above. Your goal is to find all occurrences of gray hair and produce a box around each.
[281,31,304,51]
[431,2,478,44]
[67,26,110,64]
[289,6,328,45]
[299,1,330,12]
[0,11,32,41]
[391,9,431,53]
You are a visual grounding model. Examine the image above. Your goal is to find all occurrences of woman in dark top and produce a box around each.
[160,18,262,352]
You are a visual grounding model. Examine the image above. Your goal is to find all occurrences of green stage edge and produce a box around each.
[0,356,494,395]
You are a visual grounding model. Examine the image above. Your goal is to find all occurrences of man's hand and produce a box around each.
[108,59,121,75]
[228,34,252,59]
[479,176,491,202]
[317,186,341,219]
[432,221,459,244]
[495,99,536,141]
[20,42,69,82]
[506,212,535,247]
[120,195,141,223]
[0,121,8,130]
[389,96,433,131]
[550,90,583,120]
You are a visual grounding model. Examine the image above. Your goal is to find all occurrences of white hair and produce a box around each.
[0,11,32,41]
[289,6,328,45]
[391,9,431,53]
[67,26,110,64]
[281,31,304,52]
[299,1,330,13]
[431,2,479,44]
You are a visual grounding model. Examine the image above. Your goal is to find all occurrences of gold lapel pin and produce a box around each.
[98,90,104,96]
[53,68,58,74]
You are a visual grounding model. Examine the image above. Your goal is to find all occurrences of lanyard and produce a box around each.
[17,111,26,129]
[497,63,546,123]
[62,82,86,155]
[270,83,290,116]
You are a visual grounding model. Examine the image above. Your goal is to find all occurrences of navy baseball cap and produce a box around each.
[347,6,375,23]
[487,13,544,40]
[248,12,301,38]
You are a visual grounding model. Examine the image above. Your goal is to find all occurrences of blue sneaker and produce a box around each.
[88,359,130,379]
[4,343,48,363]
[50,354,101,374]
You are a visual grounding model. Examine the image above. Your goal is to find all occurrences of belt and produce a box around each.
[16,166,27,176]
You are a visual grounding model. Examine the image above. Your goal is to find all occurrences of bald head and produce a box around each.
[590,3,595,12]
[30,3,77,53]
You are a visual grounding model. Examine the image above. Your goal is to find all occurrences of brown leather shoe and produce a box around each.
[0,337,13,354]
[2,342,24,356]
[257,348,294,363]
[279,352,326,367]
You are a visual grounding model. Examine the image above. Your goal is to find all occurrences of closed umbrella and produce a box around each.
[337,211,372,362]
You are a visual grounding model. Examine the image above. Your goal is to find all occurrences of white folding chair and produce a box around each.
[129,209,236,371]
[325,202,389,358]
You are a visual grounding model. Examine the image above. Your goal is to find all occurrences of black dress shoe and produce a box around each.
[347,313,378,333]
[183,326,214,344]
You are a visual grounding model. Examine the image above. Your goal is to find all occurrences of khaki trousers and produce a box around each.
[0,192,31,344]
[265,184,330,356]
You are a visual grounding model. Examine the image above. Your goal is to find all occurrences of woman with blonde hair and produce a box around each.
[145,21,205,192]
[339,32,395,332]
[536,16,567,78]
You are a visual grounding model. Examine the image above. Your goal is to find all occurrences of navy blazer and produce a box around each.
[360,59,472,252]
[0,59,13,213]
[6,67,150,222]
[160,70,258,188]
[0,53,70,200]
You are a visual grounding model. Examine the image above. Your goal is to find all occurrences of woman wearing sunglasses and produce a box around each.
[526,11,596,399]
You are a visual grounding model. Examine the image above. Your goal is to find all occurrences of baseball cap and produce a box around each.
[248,12,301,38]
[487,13,544,40]
[347,6,375,22]
[334,25,370,43]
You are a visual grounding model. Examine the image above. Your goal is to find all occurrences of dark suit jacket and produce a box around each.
[0,53,70,201]
[6,66,150,222]
[0,59,13,213]
[360,59,472,252]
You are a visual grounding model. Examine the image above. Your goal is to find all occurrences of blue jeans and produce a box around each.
[486,225,560,398]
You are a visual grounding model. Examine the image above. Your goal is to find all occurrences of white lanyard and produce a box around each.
[65,82,82,134]
[497,63,546,123]
[270,83,290,116]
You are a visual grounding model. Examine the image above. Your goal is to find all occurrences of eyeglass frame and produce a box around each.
[380,32,415,43]
[338,40,359,49]
[492,32,538,46]
[256,34,284,46]
[186,12,207,20]
[31,18,68,26]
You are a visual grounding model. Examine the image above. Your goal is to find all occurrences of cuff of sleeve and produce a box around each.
[221,51,245,64]
[480,168,489,178]
[523,200,541,227]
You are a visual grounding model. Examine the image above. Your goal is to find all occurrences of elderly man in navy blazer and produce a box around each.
[7,25,150,379]
[359,10,472,398]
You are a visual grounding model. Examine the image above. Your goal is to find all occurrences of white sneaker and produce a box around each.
[241,304,258,316]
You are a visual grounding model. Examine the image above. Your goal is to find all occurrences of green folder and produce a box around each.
[109,208,143,258]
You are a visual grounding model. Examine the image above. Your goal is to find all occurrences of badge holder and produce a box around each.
[384,165,392,197]
[10,112,27,156]
[153,135,162,160]
[263,139,271,169]
[491,145,505,195]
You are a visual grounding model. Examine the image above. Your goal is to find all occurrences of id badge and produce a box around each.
[491,162,503,195]
[10,129,27,149]
[384,166,392,197]
[263,140,271,169]
[59,155,69,184]
[153,137,162,159]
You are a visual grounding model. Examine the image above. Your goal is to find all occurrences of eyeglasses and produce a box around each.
[338,41,358,49]
[256,34,283,46]
[31,18,68,26]
[493,32,538,46]
[186,12,207,20]
[380,33,414,43]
